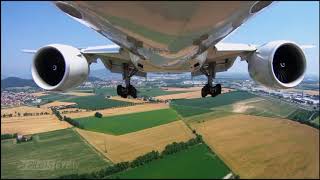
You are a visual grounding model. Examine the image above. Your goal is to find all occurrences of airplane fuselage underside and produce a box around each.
[55,1,271,73]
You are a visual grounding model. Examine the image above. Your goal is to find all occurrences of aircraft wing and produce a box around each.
[22,45,146,77]
[81,43,256,77]
[192,43,257,76]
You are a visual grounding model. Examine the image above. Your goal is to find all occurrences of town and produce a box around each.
[2,73,319,111]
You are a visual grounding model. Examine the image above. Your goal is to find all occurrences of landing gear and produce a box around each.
[200,63,222,98]
[117,85,137,98]
[117,64,138,98]
[201,83,221,98]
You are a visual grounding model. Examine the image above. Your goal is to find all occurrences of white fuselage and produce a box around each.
[55,1,272,72]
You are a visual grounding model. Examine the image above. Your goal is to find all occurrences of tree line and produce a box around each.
[63,116,84,129]
[59,134,203,179]
[295,119,319,129]
[51,108,63,121]
[1,133,18,140]
[1,111,50,118]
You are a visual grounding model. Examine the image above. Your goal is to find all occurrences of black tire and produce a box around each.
[201,87,207,98]
[216,84,222,94]
[211,92,217,97]
[117,85,122,96]
[129,85,137,98]
[121,86,128,98]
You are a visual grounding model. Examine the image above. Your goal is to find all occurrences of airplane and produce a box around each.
[25,1,306,98]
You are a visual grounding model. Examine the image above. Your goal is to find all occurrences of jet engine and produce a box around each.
[31,44,89,91]
[247,41,306,89]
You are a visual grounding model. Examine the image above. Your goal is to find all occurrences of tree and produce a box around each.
[95,112,103,118]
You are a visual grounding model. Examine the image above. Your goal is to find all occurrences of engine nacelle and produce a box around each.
[31,44,89,91]
[247,41,306,89]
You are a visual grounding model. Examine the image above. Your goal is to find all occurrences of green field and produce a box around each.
[39,93,75,103]
[94,87,118,96]
[1,128,110,179]
[61,95,133,110]
[287,109,319,122]
[75,109,179,135]
[138,88,188,97]
[311,116,319,125]
[244,99,298,118]
[170,104,212,117]
[112,144,230,179]
[171,91,256,110]
[170,91,256,117]
[184,110,235,124]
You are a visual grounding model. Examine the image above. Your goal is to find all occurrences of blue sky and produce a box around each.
[1,1,319,78]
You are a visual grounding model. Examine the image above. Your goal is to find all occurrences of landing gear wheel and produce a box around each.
[211,84,222,97]
[215,84,221,95]
[117,85,128,98]
[117,85,122,96]
[121,92,128,98]
[201,84,222,98]
[128,85,137,98]
[201,84,209,98]
[201,87,207,98]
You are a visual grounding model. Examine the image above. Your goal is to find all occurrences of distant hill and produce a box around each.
[1,77,37,88]
[1,75,105,89]
[87,76,103,82]
[90,69,122,80]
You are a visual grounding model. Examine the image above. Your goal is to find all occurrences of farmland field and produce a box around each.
[1,128,110,179]
[74,109,179,135]
[64,103,169,119]
[39,93,75,102]
[94,87,117,96]
[156,87,234,101]
[1,115,71,135]
[311,116,320,125]
[183,110,235,124]
[237,98,298,118]
[1,105,51,117]
[287,109,319,122]
[40,101,77,109]
[138,87,189,97]
[61,95,134,110]
[170,104,211,117]
[192,114,319,179]
[171,91,256,109]
[109,96,147,104]
[76,120,194,163]
[112,144,230,179]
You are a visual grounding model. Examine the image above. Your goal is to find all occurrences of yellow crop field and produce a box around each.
[31,92,48,97]
[156,88,234,100]
[76,120,194,163]
[1,115,71,135]
[66,103,169,119]
[192,114,319,179]
[109,96,147,103]
[1,106,51,117]
[62,92,95,96]
[40,101,77,108]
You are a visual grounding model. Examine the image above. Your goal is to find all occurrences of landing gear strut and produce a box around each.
[117,64,138,98]
[200,63,222,98]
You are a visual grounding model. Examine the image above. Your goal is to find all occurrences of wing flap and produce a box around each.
[215,42,257,52]
[80,44,120,54]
